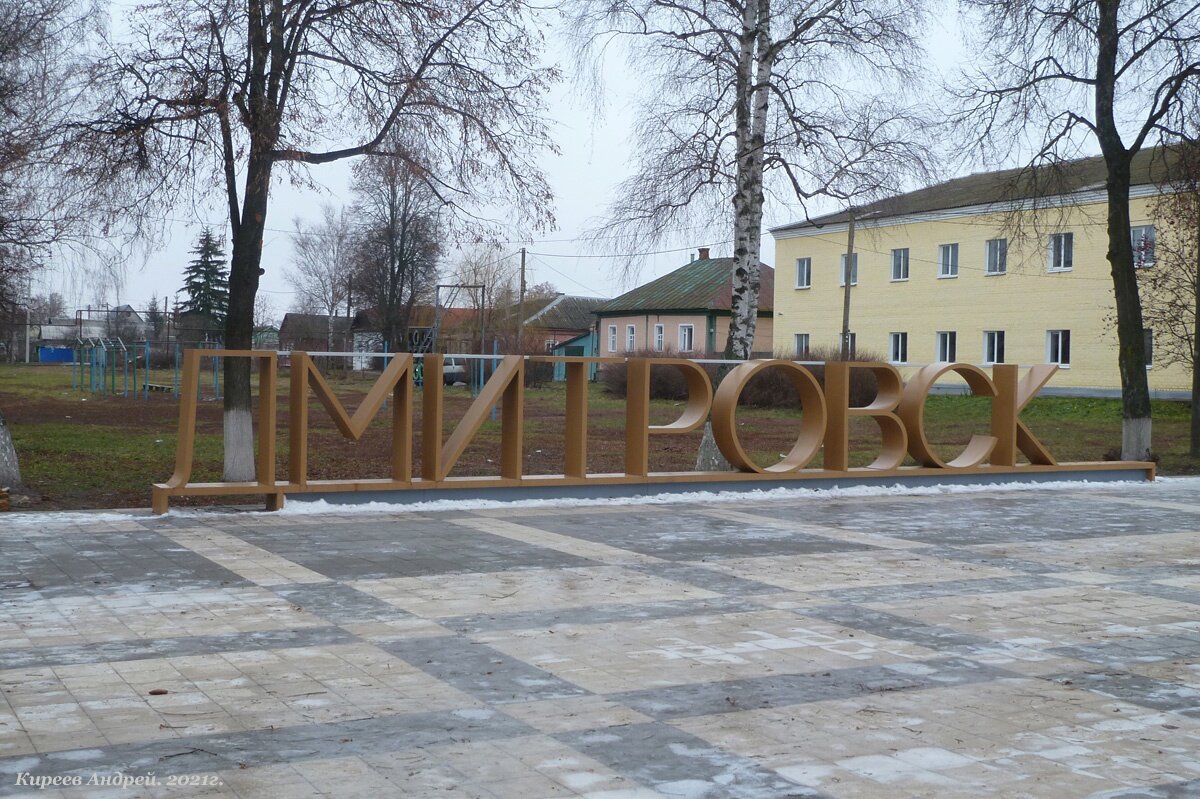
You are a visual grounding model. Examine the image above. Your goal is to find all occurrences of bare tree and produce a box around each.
[86,0,558,480]
[451,246,519,344]
[351,146,441,353]
[1139,142,1200,455]
[570,0,929,360]
[289,206,353,350]
[953,0,1200,460]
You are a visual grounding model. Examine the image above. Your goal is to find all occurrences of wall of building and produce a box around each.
[771,194,1190,394]
[597,313,774,356]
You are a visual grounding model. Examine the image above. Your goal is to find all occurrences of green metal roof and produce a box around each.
[596,257,774,315]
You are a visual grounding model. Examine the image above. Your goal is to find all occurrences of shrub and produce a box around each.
[598,348,708,400]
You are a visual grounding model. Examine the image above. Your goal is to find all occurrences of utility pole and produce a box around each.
[517,247,527,352]
[840,208,857,360]
[24,274,32,364]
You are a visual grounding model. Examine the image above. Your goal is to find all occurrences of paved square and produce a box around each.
[2,480,1200,797]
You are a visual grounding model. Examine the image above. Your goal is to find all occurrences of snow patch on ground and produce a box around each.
[1,476,1194,528]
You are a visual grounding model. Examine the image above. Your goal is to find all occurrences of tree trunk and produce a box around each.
[0,410,22,490]
[724,0,765,361]
[1095,0,1151,461]
[1191,193,1200,457]
[222,155,272,482]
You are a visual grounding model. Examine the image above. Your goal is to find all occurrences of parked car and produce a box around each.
[442,357,467,385]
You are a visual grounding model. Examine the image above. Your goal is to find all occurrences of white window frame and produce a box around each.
[678,324,695,353]
[1046,329,1071,367]
[1048,232,1074,272]
[889,332,908,364]
[983,330,1005,365]
[794,333,810,358]
[938,243,959,278]
[839,253,859,287]
[891,248,909,281]
[985,238,1007,275]
[607,325,617,353]
[625,324,636,352]
[936,331,957,362]
[1131,225,1156,268]
[795,257,812,289]
[653,324,664,352]
[1144,329,1154,367]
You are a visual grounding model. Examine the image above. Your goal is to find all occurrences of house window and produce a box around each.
[654,324,664,352]
[889,332,908,364]
[678,324,695,352]
[891,248,909,281]
[607,325,617,353]
[839,253,859,286]
[985,238,1007,275]
[984,330,1005,364]
[544,339,557,352]
[1048,232,1074,271]
[1144,329,1154,367]
[938,243,959,278]
[1131,225,1156,268]
[626,324,636,351]
[795,258,812,289]
[936,331,957,362]
[1047,329,1071,366]
[794,333,810,358]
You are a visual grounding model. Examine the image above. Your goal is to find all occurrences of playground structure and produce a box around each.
[72,339,224,399]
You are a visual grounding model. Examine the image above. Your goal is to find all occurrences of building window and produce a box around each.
[654,324,664,352]
[936,331,957,362]
[985,238,1007,275]
[625,324,636,351]
[607,325,617,353]
[891,248,909,281]
[795,258,812,289]
[544,339,557,352]
[1048,232,1074,271]
[839,253,859,286]
[1131,225,1156,268]
[679,324,694,352]
[1144,329,1154,367]
[889,332,908,364]
[794,333,810,358]
[984,330,1005,364]
[1047,329,1071,366]
[938,243,959,278]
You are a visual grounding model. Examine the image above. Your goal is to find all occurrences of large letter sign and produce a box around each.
[152,353,1154,512]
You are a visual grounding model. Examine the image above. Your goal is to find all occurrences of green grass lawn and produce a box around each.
[1,362,1195,509]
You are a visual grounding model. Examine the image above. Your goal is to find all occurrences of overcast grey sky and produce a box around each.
[35,6,974,320]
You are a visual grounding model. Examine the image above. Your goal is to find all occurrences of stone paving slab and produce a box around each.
[2,479,1200,797]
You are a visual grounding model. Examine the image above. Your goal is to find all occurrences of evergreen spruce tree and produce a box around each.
[180,229,230,321]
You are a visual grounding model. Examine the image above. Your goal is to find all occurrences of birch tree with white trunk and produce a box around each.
[570,0,930,360]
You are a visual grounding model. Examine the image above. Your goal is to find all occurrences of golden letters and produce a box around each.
[152,351,1151,513]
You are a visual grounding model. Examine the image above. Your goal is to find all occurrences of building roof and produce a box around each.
[596,257,774,315]
[351,306,480,332]
[524,294,610,331]
[279,313,352,338]
[772,147,1176,234]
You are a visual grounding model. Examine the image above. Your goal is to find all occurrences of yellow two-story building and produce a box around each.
[770,150,1187,396]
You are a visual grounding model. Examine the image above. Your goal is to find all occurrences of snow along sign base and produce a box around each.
[151,351,1155,513]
